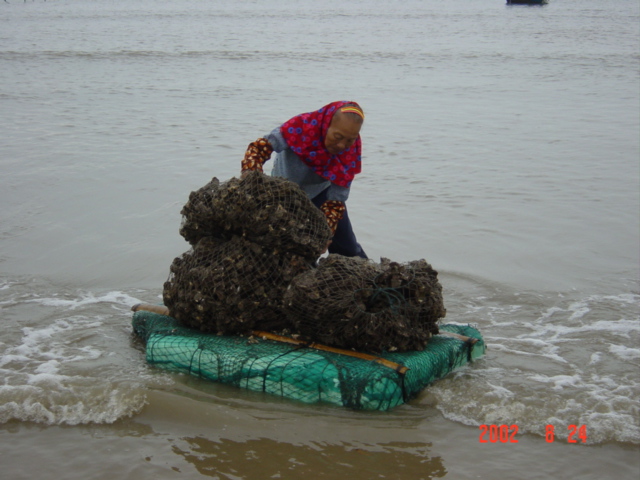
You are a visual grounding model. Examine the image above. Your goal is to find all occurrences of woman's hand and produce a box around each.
[241,138,273,175]
[319,201,346,235]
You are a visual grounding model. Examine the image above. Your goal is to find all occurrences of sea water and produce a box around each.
[1,0,638,478]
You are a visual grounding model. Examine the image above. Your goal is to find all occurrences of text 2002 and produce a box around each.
[479,424,519,443]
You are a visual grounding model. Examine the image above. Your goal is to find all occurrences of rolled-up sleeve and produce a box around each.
[265,127,289,153]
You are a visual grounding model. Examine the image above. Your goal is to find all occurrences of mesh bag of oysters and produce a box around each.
[284,255,445,353]
[163,171,331,333]
[163,235,313,334]
[178,171,331,258]
[163,171,446,353]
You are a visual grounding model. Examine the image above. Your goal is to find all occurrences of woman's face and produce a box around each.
[324,113,362,155]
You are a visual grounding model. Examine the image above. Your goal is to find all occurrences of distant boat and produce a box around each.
[507,0,548,4]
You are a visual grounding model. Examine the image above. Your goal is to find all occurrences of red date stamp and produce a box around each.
[479,424,587,443]
[546,424,587,443]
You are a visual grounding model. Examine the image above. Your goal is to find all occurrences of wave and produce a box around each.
[0,282,171,425]
[1,276,638,443]
[424,278,640,444]
[0,49,634,67]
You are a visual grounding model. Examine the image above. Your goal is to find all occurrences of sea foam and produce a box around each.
[0,290,171,425]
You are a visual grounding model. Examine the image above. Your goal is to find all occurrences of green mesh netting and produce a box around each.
[132,310,485,411]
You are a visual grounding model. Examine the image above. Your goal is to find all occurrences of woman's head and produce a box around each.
[279,101,364,187]
[324,104,364,155]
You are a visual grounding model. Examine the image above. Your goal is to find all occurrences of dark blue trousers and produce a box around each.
[311,189,368,259]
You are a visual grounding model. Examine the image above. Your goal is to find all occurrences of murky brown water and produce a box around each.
[1,0,638,478]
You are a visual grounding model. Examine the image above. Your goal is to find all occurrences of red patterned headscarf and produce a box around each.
[280,101,363,188]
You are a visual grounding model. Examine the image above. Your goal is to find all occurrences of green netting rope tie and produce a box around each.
[464,335,477,363]
[354,267,417,314]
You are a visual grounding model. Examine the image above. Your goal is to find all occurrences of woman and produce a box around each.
[241,100,367,258]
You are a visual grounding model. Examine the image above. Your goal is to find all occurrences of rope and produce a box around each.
[354,267,418,314]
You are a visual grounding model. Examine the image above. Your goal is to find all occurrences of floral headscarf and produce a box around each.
[280,101,363,188]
